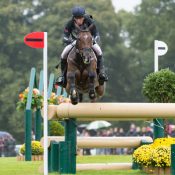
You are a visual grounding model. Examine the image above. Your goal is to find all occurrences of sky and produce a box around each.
[111,0,142,12]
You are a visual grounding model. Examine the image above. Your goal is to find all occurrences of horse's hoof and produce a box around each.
[71,96,78,105]
[89,90,96,100]
[70,95,78,105]
[71,100,78,105]
[70,89,79,105]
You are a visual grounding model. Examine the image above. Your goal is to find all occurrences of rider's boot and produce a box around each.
[55,59,67,87]
[97,55,108,85]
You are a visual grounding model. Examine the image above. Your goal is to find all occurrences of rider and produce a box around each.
[56,6,108,87]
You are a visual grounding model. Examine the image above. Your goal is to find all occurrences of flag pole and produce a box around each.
[153,40,168,140]
[154,40,158,72]
[43,32,48,175]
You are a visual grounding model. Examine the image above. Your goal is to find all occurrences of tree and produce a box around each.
[119,0,175,102]
[1,0,134,142]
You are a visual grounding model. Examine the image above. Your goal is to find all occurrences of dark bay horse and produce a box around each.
[66,25,104,105]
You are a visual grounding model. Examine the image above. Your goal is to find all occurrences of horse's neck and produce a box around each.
[68,47,83,67]
[75,53,86,69]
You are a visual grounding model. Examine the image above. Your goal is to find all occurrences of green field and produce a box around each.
[0,155,146,175]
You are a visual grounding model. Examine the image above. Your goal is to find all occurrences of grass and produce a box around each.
[0,155,147,175]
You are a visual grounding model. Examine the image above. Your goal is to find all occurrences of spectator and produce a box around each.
[116,128,125,155]
[141,127,147,136]
[171,127,175,137]
[135,127,141,136]
[146,127,153,138]
[113,127,119,136]
[118,128,125,136]
[8,136,16,156]
[0,137,4,157]
[80,129,91,155]
[127,123,136,136]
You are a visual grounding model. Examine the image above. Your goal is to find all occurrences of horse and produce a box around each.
[65,25,105,105]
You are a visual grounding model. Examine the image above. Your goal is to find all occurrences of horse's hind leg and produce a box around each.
[88,72,96,100]
[67,72,78,105]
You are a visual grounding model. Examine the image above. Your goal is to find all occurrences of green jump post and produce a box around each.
[153,119,164,139]
[171,144,175,175]
[35,70,44,140]
[34,109,42,140]
[64,118,77,174]
[48,141,59,172]
[25,68,36,161]
[47,73,55,136]
[34,70,41,141]
[34,71,43,141]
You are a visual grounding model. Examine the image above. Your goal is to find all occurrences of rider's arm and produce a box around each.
[62,20,73,45]
[85,15,100,43]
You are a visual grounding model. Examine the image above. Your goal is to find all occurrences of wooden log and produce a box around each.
[40,136,153,148]
[77,163,132,171]
[45,103,175,120]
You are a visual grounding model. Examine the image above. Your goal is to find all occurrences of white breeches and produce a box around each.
[61,42,102,60]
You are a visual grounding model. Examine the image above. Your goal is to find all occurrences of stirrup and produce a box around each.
[54,76,66,87]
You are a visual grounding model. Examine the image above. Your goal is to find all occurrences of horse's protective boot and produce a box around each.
[55,59,67,88]
[97,55,108,85]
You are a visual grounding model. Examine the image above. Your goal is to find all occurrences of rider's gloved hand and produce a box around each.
[93,36,100,44]
[71,40,76,46]
[99,72,108,82]
[63,37,75,45]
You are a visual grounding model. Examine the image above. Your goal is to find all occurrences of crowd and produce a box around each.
[0,132,16,157]
[78,123,175,155]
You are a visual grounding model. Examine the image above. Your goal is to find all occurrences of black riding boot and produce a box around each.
[97,55,108,85]
[55,59,67,87]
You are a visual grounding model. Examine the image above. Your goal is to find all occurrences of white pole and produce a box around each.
[154,40,158,72]
[43,32,48,175]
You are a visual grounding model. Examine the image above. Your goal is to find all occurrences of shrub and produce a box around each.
[153,138,175,148]
[20,141,44,155]
[133,145,153,167]
[133,138,175,167]
[142,69,175,102]
[49,121,64,136]
[152,146,170,167]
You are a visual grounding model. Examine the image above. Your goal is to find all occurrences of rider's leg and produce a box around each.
[92,43,108,82]
[55,44,73,87]
[97,55,108,81]
[60,58,67,85]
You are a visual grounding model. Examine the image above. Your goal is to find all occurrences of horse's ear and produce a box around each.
[88,24,94,31]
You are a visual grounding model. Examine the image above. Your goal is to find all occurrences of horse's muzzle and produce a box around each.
[82,48,92,64]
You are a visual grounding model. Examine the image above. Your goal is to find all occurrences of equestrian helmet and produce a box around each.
[72,6,85,17]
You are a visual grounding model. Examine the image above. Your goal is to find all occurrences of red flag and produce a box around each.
[24,32,44,48]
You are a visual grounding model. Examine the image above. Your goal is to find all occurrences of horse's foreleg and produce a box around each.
[79,93,83,102]
[67,72,78,105]
[88,72,96,100]
[96,84,105,97]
